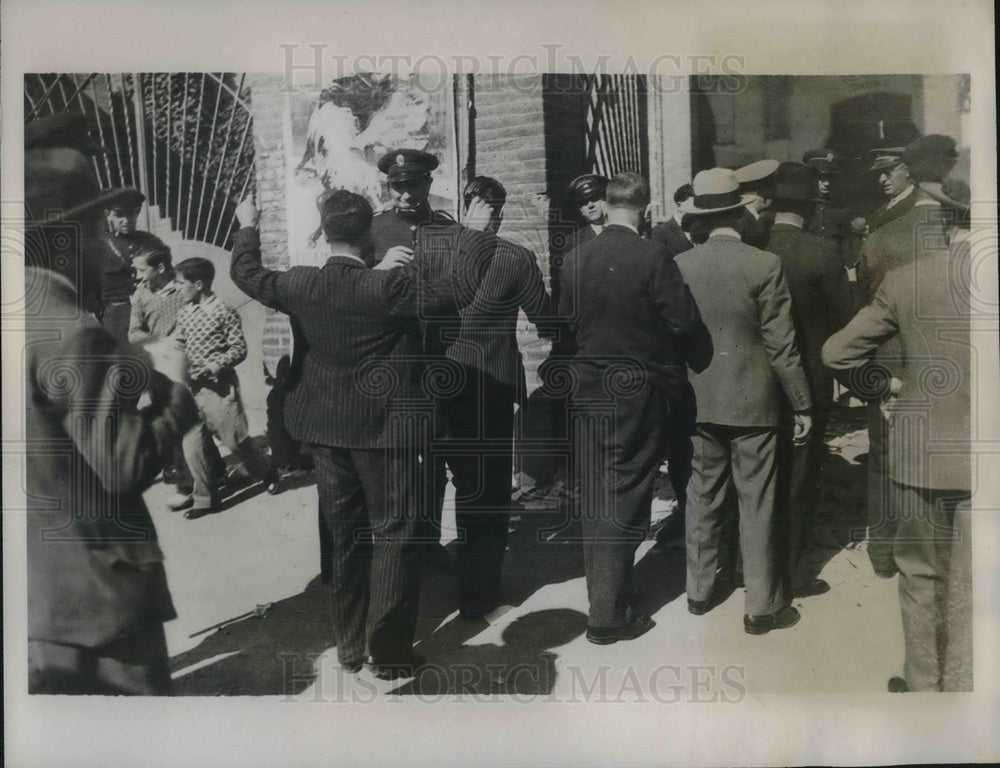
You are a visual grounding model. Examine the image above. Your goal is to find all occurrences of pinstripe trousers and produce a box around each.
[312,443,427,666]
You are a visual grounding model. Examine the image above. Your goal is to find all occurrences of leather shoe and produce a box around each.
[744,606,801,635]
[792,578,830,598]
[167,493,193,511]
[586,613,656,645]
[184,505,218,520]
[887,676,908,693]
[687,598,711,616]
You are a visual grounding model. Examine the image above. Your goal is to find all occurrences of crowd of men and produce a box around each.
[24,109,972,694]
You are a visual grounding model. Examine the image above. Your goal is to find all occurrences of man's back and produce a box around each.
[766,224,853,404]
[560,224,703,372]
[676,234,810,425]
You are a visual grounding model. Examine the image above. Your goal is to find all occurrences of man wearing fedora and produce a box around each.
[733,159,779,249]
[559,172,710,644]
[24,113,198,693]
[854,135,959,577]
[824,171,972,692]
[97,188,166,343]
[765,162,854,598]
[675,167,813,634]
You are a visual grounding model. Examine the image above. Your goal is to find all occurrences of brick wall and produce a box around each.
[247,74,294,374]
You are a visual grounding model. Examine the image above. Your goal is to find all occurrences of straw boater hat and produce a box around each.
[734,159,780,192]
[680,168,758,215]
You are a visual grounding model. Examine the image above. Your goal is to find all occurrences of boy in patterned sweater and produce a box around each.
[173,257,276,517]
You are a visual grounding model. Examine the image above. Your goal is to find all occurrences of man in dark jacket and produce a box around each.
[765,162,854,598]
[230,190,487,679]
[559,172,711,644]
[25,113,198,694]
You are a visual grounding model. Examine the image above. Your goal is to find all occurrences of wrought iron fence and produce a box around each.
[24,72,256,249]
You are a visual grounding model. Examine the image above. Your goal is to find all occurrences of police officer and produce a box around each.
[97,189,165,342]
[370,148,455,265]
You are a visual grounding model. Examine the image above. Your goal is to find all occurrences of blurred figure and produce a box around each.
[676,168,812,634]
[823,173,972,692]
[24,113,198,694]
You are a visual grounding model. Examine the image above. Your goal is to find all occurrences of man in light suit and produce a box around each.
[765,162,854,598]
[559,172,711,644]
[855,136,958,575]
[230,190,489,679]
[823,175,972,692]
[675,168,813,635]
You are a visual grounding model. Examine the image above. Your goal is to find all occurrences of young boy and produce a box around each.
[173,257,276,517]
[130,244,227,511]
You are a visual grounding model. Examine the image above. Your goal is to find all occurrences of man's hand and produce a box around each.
[464,196,493,232]
[236,195,261,229]
[792,411,813,445]
[146,338,189,385]
[880,376,903,424]
[373,245,414,271]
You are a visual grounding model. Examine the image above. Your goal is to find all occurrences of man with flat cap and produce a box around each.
[853,135,959,577]
[734,159,779,249]
[96,187,166,342]
[370,148,455,266]
[675,167,812,635]
[24,113,197,694]
[765,162,853,599]
[865,146,917,233]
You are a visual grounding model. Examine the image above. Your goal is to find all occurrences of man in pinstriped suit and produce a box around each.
[230,190,490,679]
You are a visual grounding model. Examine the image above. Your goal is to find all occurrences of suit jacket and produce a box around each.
[866,185,918,233]
[823,240,971,490]
[558,224,710,406]
[370,204,455,262]
[736,207,774,249]
[26,268,197,647]
[766,223,854,408]
[230,227,486,448]
[446,233,553,392]
[676,233,812,426]
[650,217,694,258]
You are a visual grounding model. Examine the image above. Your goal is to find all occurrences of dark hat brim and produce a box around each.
[64,187,146,220]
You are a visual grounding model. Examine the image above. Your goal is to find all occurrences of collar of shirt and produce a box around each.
[191,293,221,313]
[886,184,915,210]
[604,222,636,235]
[590,223,606,235]
[746,206,761,221]
[157,279,182,296]
[328,252,367,266]
[708,227,742,240]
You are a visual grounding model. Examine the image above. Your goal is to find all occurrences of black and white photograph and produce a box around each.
[3,1,998,766]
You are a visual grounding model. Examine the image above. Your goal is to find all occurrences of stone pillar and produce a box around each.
[648,76,693,225]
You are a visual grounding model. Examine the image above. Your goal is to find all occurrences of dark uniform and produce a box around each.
[370,204,455,263]
[97,191,164,343]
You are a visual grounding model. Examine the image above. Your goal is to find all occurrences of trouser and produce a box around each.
[312,443,426,666]
[866,401,896,575]
[892,482,972,692]
[437,368,516,614]
[184,374,271,507]
[573,379,667,628]
[686,425,785,617]
[28,622,172,695]
[266,391,300,470]
[663,385,696,513]
[174,427,226,495]
[778,408,830,589]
